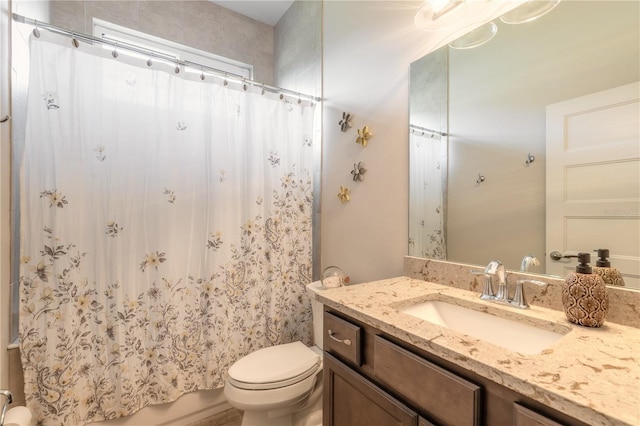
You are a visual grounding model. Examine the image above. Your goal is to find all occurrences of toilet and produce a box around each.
[224,281,325,426]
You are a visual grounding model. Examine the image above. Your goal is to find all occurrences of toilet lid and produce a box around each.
[228,341,320,390]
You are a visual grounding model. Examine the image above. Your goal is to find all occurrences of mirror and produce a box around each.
[409,0,639,287]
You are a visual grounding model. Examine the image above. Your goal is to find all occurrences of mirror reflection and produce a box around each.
[409,0,639,289]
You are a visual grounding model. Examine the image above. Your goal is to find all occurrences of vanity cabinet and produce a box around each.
[322,309,589,426]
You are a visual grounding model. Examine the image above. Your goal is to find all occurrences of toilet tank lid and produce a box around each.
[228,341,320,384]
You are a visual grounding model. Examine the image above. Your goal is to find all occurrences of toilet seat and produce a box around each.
[227,341,321,391]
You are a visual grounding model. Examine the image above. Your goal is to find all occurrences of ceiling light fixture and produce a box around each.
[415,0,467,32]
[449,21,497,49]
[500,0,561,25]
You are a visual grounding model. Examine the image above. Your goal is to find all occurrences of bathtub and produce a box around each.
[87,389,230,426]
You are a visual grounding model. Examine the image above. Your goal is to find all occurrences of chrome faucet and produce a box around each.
[472,260,549,309]
[520,255,540,272]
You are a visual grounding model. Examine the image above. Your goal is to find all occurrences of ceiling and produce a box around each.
[210,0,295,25]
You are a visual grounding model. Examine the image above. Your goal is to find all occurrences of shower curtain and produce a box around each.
[18,33,315,425]
[408,131,447,259]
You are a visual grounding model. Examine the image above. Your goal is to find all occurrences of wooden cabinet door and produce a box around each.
[324,353,418,426]
[374,336,481,426]
[514,403,564,426]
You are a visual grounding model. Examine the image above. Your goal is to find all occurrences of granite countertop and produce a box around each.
[315,276,640,426]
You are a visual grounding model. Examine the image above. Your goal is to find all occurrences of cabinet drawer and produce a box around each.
[514,403,564,426]
[374,336,481,426]
[323,312,362,366]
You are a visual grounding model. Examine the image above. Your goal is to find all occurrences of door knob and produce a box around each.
[550,251,579,261]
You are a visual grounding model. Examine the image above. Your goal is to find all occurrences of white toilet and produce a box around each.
[224,281,325,426]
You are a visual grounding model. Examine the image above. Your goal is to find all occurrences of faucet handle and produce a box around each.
[470,270,495,300]
[511,279,547,309]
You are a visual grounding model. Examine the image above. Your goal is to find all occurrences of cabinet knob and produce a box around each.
[328,329,352,346]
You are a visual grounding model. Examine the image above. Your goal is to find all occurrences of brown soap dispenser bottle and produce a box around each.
[562,252,609,327]
[592,248,626,287]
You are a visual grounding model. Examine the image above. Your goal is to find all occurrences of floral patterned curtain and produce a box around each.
[18,33,315,425]
[408,131,447,259]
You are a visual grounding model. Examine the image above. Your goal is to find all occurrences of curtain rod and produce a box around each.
[12,13,321,103]
[409,124,447,138]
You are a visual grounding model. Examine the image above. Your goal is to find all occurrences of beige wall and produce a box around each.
[49,0,276,84]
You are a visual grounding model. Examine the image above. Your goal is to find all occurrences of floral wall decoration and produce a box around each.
[356,125,372,147]
[351,162,367,181]
[339,112,352,132]
[337,186,351,203]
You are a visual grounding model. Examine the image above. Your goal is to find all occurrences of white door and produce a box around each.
[546,81,640,289]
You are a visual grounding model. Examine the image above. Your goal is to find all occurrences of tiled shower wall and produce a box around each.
[48,0,276,84]
[274,0,323,279]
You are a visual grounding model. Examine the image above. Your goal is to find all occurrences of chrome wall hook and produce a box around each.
[476,173,485,184]
[525,152,535,165]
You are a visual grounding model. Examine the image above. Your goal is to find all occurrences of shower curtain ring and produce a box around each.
[200,67,205,81]
[224,73,228,86]
[71,34,80,48]
[298,93,302,104]
[261,84,265,95]
[146,52,153,67]
[32,20,40,38]
[112,42,118,59]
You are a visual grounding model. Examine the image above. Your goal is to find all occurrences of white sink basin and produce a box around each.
[399,299,569,355]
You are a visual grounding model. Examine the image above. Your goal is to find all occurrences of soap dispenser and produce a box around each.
[562,252,608,327]
[592,249,626,287]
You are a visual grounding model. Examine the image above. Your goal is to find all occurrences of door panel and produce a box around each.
[546,81,640,288]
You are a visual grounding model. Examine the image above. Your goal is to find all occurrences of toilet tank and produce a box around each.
[305,281,325,349]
